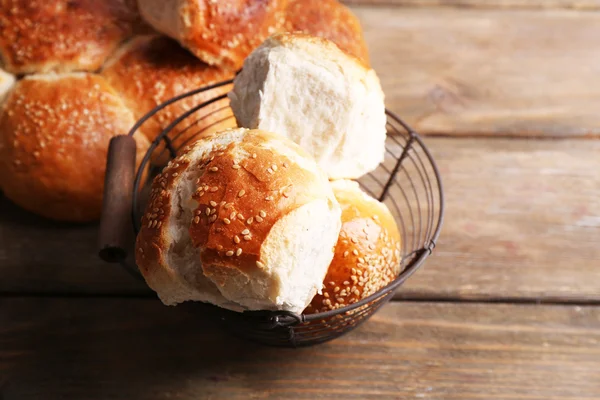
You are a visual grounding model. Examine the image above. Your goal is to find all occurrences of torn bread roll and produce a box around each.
[135,128,342,313]
[304,180,401,314]
[229,33,386,180]
[102,35,237,165]
[136,0,287,70]
[0,73,150,222]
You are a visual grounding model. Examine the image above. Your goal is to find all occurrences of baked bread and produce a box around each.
[136,128,342,313]
[0,0,143,74]
[229,33,386,180]
[0,68,15,104]
[304,180,401,314]
[283,0,369,65]
[102,35,237,165]
[0,73,150,222]
[136,0,287,71]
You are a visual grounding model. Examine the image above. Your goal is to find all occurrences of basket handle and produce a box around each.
[98,135,136,263]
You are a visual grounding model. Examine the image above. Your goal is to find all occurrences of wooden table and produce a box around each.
[2,1,600,399]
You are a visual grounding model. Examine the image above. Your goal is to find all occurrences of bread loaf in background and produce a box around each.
[0,0,144,74]
[136,128,342,313]
[0,68,15,104]
[102,35,237,165]
[136,0,287,71]
[229,33,386,180]
[305,180,401,314]
[0,73,150,222]
[283,0,369,65]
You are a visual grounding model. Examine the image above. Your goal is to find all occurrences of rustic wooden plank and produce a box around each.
[398,137,600,302]
[353,7,600,137]
[2,137,599,302]
[2,298,600,399]
[0,196,149,295]
[344,0,600,10]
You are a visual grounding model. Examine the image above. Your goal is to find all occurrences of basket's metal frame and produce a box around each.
[110,79,444,347]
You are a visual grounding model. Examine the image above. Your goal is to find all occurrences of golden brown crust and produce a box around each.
[283,0,369,66]
[188,129,326,277]
[102,35,237,165]
[305,181,401,314]
[0,0,143,74]
[180,0,288,70]
[0,73,149,222]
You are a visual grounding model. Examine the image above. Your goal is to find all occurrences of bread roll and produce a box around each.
[229,33,386,180]
[102,35,237,165]
[304,180,401,314]
[136,128,342,313]
[0,68,15,104]
[0,0,143,74]
[0,73,149,222]
[137,0,287,71]
[283,0,369,65]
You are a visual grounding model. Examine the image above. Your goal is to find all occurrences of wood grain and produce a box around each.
[399,137,600,302]
[2,137,599,302]
[353,7,600,137]
[344,0,600,10]
[1,298,600,399]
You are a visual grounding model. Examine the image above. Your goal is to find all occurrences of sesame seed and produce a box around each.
[224,203,232,210]
[256,261,265,268]
[244,235,251,241]
[246,217,254,224]
[226,251,234,257]
[329,281,335,286]
[241,229,250,235]
[368,244,376,250]
[236,248,242,256]
[232,164,241,170]
[343,281,350,286]
[220,201,226,206]
[282,162,288,168]
[217,245,223,250]
[210,201,217,207]
[238,189,245,197]
[234,235,240,244]
[359,257,365,264]
[255,216,264,223]
[267,167,274,174]
[197,191,205,197]
[205,208,211,216]
[237,213,244,220]
[324,292,330,298]
[343,251,349,258]
[252,153,257,158]
[193,216,200,224]
[351,238,359,244]
[223,218,231,225]
[259,210,266,218]
[209,215,217,223]
[265,196,274,201]
[209,166,218,172]
[272,164,278,171]
[210,187,218,192]
[352,268,357,275]
[230,212,237,220]
[334,287,340,293]
[353,249,359,256]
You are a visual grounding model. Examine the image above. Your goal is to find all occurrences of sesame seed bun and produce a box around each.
[102,35,237,165]
[283,0,369,66]
[0,72,150,222]
[229,33,386,180]
[135,128,342,313]
[304,180,402,315]
[136,0,287,70]
[0,0,142,74]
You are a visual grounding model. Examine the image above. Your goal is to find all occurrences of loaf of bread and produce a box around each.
[0,68,15,104]
[102,35,237,165]
[229,33,386,180]
[0,0,143,74]
[136,0,287,71]
[304,180,401,314]
[283,0,369,65]
[136,128,342,313]
[0,73,150,222]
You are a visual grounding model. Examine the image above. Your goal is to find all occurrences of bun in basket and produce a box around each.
[283,0,369,65]
[136,0,287,70]
[102,35,237,165]
[304,180,401,314]
[0,0,142,74]
[136,128,342,313]
[229,33,386,180]
[0,73,150,222]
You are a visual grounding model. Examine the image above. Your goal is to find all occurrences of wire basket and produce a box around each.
[98,79,444,347]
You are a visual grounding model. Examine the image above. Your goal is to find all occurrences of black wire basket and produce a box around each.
[98,79,444,347]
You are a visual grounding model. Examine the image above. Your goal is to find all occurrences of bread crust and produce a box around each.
[0,73,149,222]
[305,180,402,314]
[0,0,142,74]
